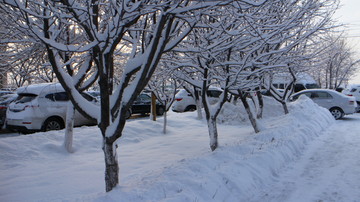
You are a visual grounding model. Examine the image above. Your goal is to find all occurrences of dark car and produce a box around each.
[0,94,17,128]
[126,93,165,118]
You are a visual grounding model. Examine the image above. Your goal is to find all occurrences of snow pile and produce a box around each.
[218,96,285,125]
[95,96,334,201]
[217,101,248,124]
[0,96,335,202]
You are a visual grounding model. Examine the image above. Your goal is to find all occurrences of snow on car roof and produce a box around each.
[293,88,352,98]
[16,83,64,95]
[295,88,341,94]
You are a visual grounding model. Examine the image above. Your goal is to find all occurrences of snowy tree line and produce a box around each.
[1,0,358,192]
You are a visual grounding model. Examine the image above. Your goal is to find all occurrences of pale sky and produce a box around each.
[334,0,360,84]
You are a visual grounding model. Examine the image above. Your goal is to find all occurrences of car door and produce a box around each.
[44,92,66,116]
[48,92,89,126]
[132,94,152,114]
[310,91,333,109]
[73,93,98,126]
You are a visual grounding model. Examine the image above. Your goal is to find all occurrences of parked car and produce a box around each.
[6,83,97,133]
[86,91,101,101]
[270,72,320,94]
[289,89,357,119]
[0,94,18,128]
[126,93,165,118]
[172,88,223,112]
[342,85,360,111]
[0,90,14,97]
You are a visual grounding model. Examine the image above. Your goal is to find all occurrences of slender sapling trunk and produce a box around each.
[64,102,75,153]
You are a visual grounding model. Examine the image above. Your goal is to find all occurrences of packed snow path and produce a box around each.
[253,114,360,202]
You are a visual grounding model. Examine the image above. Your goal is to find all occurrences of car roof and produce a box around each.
[294,89,334,93]
[16,83,64,95]
[293,88,352,98]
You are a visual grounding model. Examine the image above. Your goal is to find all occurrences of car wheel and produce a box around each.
[42,117,64,131]
[125,109,132,119]
[185,105,196,112]
[157,107,165,116]
[330,107,344,120]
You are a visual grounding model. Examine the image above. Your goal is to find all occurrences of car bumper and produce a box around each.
[343,105,357,115]
[172,104,186,112]
[6,124,38,133]
[6,118,43,131]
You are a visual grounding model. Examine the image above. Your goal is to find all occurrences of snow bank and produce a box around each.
[94,96,334,201]
[217,96,285,125]
[0,96,335,202]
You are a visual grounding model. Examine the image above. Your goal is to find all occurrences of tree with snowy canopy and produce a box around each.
[1,0,272,192]
[170,0,338,149]
[307,33,360,89]
[245,0,338,115]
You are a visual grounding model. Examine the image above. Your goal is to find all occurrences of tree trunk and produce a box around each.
[102,139,119,192]
[194,89,203,120]
[64,102,75,153]
[151,92,156,121]
[163,110,167,134]
[240,92,259,133]
[196,98,203,120]
[281,101,289,114]
[256,91,264,119]
[207,117,218,151]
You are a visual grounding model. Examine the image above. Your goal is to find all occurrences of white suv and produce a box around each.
[172,88,223,112]
[6,83,97,133]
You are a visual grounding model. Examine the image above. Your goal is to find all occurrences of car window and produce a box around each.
[135,94,151,103]
[45,92,69,102]
[46,92,96,102]
[207,90,222,98]
[138,94,150,100]
[292,92,311,100]
[16,93,37,103]
[305,83,320,89]
[54,92,69,101]
[294,84,305,92]
[350,88,357,93]
[87,91,100,97]
[81,93,96,102]
[312,92,332,99]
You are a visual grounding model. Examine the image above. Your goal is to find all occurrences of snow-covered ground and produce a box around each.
[0,96,359,202]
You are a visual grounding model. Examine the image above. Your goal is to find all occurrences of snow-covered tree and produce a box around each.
[308,34,360,89]
[0,4,56,87]
[2,0,270,192]
[148,63,180,134]
[171,3,268,150]
[172,0,338,147]
[258,0,338,114]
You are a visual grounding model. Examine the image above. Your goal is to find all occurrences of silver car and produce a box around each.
[290,89,357,119]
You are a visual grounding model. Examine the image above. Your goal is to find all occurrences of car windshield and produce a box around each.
[137,94,151,101]
[350,88,357,93]
[15,93,37,103]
